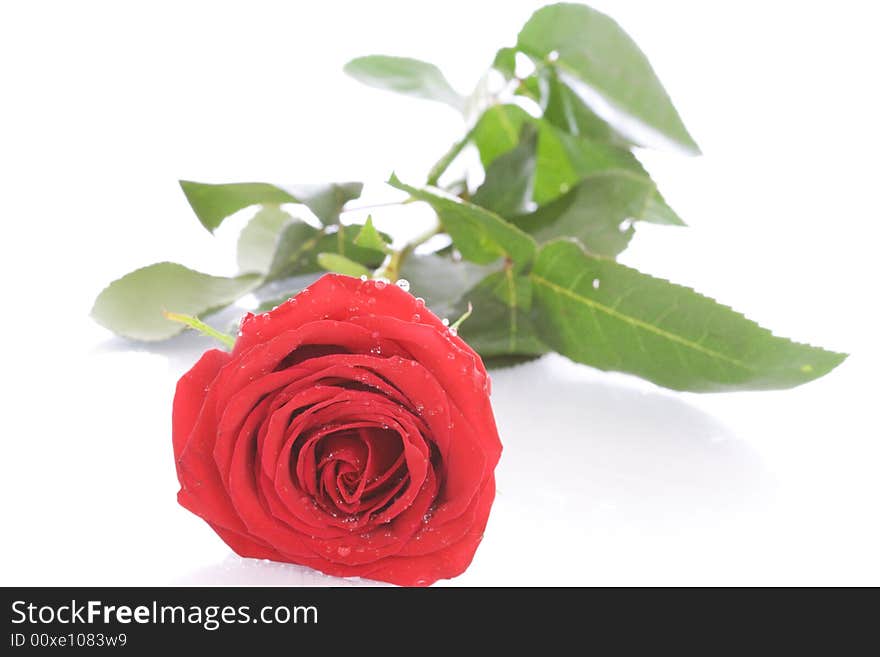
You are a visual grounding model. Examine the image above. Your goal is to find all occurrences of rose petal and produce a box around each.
[172,348,229,460]
[234,275,488,377]
[363,476,496,586]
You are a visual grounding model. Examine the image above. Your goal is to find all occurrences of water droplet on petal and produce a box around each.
[414,297,425,307]
[441,318,450,327]
[374,279,388,290]
[360,274,368,282]
[411,313,421,321]
[449,327,458,337]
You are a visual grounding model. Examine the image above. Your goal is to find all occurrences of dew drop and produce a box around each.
[359,274,368,282]
[411,313,421,321]
[374,279,388,290]
[414,297,425,307]
[592,278,600,289]
[441,318,450,327]
[449,327,458,337]
[395,278,411,292]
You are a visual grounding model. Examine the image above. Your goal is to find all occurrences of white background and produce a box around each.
[1,0,877,586]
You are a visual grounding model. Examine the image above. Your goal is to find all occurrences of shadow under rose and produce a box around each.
[489,355,772,531]
[172,556,388,587]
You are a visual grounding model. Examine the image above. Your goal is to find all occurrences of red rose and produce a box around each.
[172,274,501,586]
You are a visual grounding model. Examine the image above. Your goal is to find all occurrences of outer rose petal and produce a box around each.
[172,348,230,460]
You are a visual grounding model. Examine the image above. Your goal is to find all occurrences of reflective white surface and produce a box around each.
[1,0,877,585]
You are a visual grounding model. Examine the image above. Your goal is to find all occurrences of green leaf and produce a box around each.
[237,206,294,274]
[400,254,493,319]
[471,126,537,216]
[316,252,371,278]
[529,240,847,391]
[388,174,537,266]
[287,182,364,226]
[353,216,390,253]
[179,181,296,232]
[534,121,683,224]
[266,223,323,280]
[455,270,547,358]
[179,180,362,231]
[344,55,464,110]
[492,47,517,78]
[91,262,260,341]
[517,3,700,154]
[542,68,620,144]
[267,224,385,281]
[471,104,534,167]
[514,174,652,257]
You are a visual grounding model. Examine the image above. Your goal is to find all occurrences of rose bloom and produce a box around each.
[172,274,502,586]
